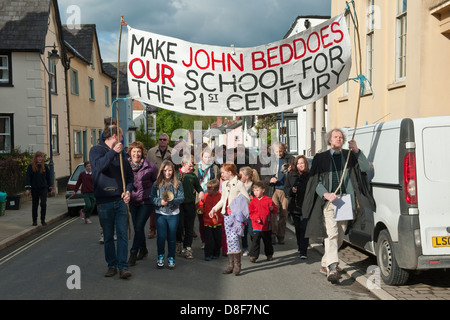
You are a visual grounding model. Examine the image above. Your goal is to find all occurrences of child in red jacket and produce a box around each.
[198,179,223,260]
[248,181,278,262]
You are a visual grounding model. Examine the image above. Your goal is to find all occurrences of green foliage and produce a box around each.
[255,114,277,145]
[155,109,183,146]
[134,118,156,151]
[0,149,33,194]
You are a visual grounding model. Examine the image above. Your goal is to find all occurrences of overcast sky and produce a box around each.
[58,0,331,62]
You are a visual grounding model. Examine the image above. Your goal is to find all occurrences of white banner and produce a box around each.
[127,13,351,116]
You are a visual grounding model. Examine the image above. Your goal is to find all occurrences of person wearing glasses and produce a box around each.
[147,133,173,169]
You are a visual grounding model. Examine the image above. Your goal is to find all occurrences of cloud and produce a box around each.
[58,0,331,62]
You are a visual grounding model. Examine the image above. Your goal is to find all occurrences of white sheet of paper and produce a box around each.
[333,194,354,221]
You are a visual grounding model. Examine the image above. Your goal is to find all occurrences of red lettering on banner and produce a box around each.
[320,25,333,49]
[129,58,174,87]
[252,51,266,71]
[161,64,175,86]
[250,20,346,71]
[279,44,293,64]
[331,22,344,43]
[182,47,244,72]
[307,32,321,53]
[228,54,244,72]
[129,58,145,78]
[293,38,307,59]
[211,51,226,71]
[267,46,279,68]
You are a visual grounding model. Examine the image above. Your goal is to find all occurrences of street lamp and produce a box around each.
[40,43,60,188]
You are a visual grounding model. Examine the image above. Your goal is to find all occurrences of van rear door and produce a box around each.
[415,117,450,259]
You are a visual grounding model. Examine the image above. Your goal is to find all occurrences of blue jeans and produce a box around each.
[97,201,129,271]
[130,203,152,253]
[156,213,179,258]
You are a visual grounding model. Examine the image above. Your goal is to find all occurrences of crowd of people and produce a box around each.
[26,118,373,284]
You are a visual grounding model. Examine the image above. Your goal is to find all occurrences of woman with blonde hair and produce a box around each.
[150,160,184,269]
[25,151,52,226]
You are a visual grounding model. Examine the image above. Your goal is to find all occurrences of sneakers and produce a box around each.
[157,255,175,269]
[168,257,176,269]
[157,254,164,269]
[183,247,193,259]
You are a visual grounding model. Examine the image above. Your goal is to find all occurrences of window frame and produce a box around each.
[395,0,407,81]
[51,115,59,154]
[70,68,79,95]
[0,114,13,153]
[88,77,95,101]
[0,52,13,87]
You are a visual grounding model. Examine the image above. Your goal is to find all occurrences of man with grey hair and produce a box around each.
[302,128,375,284]
[262,141,293,244]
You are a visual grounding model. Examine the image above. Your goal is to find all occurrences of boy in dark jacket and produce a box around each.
[248,181,278,262]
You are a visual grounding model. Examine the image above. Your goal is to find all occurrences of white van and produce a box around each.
[342,116,450,285]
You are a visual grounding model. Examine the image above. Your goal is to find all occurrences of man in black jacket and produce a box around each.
[90,119,134,279]
[302,129,375,284]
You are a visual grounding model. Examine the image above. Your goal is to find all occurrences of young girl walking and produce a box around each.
[150,160,184,269]
[209,163,250,275]
[239,166,259,256]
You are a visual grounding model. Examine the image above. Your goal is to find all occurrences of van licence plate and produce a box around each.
[432,236,450,247]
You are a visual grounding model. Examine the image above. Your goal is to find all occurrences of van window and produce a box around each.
[422,126,450,182]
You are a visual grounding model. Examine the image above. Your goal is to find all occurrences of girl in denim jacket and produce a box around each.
[151,160,184,269]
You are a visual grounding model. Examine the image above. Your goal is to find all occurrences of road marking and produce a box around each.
[0,217,78,265]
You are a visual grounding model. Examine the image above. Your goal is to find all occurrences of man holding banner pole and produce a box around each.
[90,120,134,279]
[302,128,375,284]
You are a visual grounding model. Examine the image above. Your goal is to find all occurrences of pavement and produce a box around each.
[1,193,449,300]
[0,193,68,251]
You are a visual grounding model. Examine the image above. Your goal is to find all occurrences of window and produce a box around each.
[91,129,97,148]
[70,68,79,95]
[0,53,12,86]
[396,0,407,81]
[49,59,57,93]
[288,120,298,153]
[366,0,375,84]
[89,77,95,100]
[74,130,82,155]
[0,114,13,153]
[51,115,59,154]
[105,85,110,106]
[91,47,96,70]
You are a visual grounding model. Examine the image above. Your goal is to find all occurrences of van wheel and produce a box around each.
[376,229,410,285]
